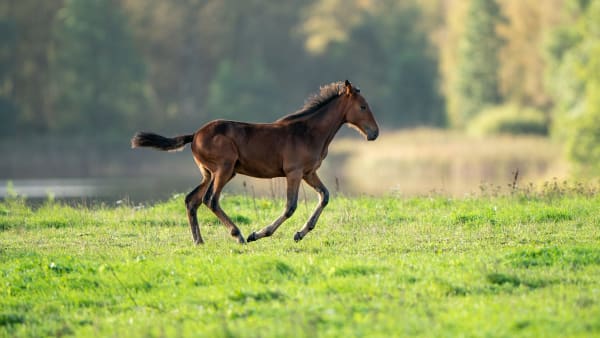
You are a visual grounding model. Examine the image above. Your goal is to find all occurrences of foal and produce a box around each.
[131,80,379,244]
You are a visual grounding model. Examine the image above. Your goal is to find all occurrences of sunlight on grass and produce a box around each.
[1,188,599,337]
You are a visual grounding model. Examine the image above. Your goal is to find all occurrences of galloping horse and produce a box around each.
[131,80,379,244]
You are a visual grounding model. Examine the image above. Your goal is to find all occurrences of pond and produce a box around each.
[0,176,296,205]
[0,177,198,205]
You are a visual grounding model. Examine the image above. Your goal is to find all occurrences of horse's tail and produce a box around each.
[131,132,194,152]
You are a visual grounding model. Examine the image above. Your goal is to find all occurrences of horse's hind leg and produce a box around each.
[206,164,246,244]
[185,167,212,245]
[294,172,329,242]
[202,179,214,206]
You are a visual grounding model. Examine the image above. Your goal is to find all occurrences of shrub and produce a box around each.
[467,104,548,136]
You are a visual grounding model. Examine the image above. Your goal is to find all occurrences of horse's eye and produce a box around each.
[360,105,367,111]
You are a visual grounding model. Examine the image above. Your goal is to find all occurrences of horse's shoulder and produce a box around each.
[275,119,309,135]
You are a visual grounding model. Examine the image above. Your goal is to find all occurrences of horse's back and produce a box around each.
[192,119,288,178]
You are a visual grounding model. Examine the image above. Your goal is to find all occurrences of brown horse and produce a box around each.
[131,80,379,244]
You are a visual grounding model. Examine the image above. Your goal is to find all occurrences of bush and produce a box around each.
[467,104,548,136]
[566,111,600,177]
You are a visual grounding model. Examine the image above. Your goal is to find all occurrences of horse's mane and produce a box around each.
[276,81,344,122]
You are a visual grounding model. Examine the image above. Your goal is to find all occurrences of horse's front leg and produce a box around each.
[247,171,302,242]
[294,172,329,242]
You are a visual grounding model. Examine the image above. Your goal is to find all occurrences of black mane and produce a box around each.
[276,81,344,122]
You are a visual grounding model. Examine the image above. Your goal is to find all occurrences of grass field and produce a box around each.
[1,183,600,337]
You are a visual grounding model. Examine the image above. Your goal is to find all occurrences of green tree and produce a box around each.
[0,1,64,135]
[123,0,211,129]
[365,3,445,127]
[123,0,309,127]
[304,0,445,127]
[497,0,565,109]
[373,3,445,127]
[547,0,600,176]
[452,0,504,127]
[205,58,281,122]
[50,0,148,135]
[0,18,17,135]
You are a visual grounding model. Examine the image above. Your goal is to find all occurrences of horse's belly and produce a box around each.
[235,160,285,178]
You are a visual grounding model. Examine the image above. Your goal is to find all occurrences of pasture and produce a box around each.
[1,184,599,337]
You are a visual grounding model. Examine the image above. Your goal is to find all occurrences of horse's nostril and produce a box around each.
[367,128,379,141]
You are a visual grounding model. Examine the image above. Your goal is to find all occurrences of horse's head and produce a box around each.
[341,80,379,141]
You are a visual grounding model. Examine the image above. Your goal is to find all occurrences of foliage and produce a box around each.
[466,104,548,136]
[301,0,445,127]
[1,193,600,337]
[2,0,448,136]
[0,1,63,133]
[0,18,17,135]
[451,0,505,127]
[328,1,445,127]
[50,0,148,135]
[4,0,600,176]
[0,97,17,135]
[546,0,600,176]
[496,0,565,109]
[123,0,312,130]
[205,58,282,122]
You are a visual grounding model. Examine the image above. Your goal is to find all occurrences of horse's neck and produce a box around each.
[306,99,346,150]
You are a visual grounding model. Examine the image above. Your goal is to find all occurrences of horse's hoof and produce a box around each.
[237,236,247,245]
[293,232,303,242]
[247,232,257,243]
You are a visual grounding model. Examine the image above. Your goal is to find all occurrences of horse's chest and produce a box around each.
[320,148,328,160]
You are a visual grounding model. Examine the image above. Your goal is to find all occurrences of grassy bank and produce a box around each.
[1,186,599,337]
[328,128,568,196]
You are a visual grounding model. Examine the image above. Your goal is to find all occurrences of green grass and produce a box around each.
[1,189,600,337]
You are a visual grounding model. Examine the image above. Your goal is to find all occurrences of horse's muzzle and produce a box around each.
[366,128,379,141]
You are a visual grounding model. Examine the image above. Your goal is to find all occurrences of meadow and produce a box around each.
[1,183,600,337]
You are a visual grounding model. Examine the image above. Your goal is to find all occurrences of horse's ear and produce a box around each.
[344,80,353,95]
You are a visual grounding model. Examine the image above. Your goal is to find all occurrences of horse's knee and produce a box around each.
[320,189,329,207]
[185,190,194,205]
[202,191,213,206]
[202,181,214,205]
[185,193,198,212]
[284,202,297,218]
[208,197,219,211]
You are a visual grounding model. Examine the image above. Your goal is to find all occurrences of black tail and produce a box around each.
[131,132,194,151]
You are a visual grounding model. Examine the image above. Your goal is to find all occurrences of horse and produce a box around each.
[131,80,379,245]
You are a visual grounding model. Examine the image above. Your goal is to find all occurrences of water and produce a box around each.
[0,176,295,205]
[0,177,198,204]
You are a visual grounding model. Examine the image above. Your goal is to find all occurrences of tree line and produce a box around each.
[1,0,599,174]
